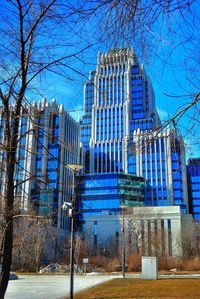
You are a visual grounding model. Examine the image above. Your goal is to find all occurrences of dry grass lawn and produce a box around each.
[73,278,200,299]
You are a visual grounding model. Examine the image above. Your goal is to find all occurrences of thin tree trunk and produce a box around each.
[0,178,14,298]
[0,95,22,297]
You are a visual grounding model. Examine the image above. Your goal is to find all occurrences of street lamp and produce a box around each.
[63,164,83,299]
[121,206,126,279]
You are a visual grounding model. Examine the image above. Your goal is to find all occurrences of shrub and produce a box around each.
[89,256,106,268]
[158,256,183,270]
[126,255,141,272]
[182,258,200,271]
[105,257,121,272]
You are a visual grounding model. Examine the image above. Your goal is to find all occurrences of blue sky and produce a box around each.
[44,36,200,159]
[3,0,198,159]
[40,42,200,159]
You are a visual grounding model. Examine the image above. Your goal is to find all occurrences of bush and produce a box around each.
[181,258,200,271]
[105,257,121,272]
[89,256,106,268]
[158,256,182,270]
[126,255,141,272]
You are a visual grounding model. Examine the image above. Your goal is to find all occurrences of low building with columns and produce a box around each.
[120,206,194,257]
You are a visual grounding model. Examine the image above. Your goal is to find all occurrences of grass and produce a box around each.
[72,278,200,299]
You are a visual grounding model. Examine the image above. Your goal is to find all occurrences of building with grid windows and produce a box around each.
[79,48,190,248]
[77,173,145,247]
[187,158,200,221]
[0,98,80,230]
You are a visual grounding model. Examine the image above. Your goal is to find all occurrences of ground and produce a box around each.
[73,278,200,299]
[5,274,117,299]
[5,273,200,299]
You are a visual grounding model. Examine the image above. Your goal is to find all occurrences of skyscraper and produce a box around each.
[0,99,80,230]
[81,48,160,174]
[80,48,189,243]
[187,158,200,220]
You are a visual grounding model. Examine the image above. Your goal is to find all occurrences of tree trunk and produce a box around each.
[0,221,13,298]
[0,180,14,298]
[0,96,22,297]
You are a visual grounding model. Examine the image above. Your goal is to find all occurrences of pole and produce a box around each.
[69,215,74,299]
[122,207,125,279]
[65,164,83,299]
[69,170,75,299]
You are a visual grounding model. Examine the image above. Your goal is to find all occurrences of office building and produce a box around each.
[77,173,145,245]
[0,98,80,230]
[79,48,189,246]
[187,158,200,221]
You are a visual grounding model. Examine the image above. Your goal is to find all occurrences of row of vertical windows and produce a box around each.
[100,64,126,75]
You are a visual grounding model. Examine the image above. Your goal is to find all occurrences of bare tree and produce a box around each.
[86,0,200,154]
[122,207,170,258]
[0,1,94,296]
[12,218,29,271]
[86,1,196,55]
[74,233,85,267]
[194,221,200,257]
[176,221,198,258]
[12,216,55,272]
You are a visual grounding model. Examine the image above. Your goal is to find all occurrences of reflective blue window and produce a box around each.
[49,171,57,180]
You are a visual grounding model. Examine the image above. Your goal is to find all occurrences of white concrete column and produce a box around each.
[159,136,164,202]
[144,220,149,256]
[166,130,173,205]
[144,135,148,180]
[89,140,94,173]
[105,141,108,172]
[139,134,143,176]
[111,106,113,140]
[118,141,121,173]
[171,215,182,256]
[98,108,101,142]
[102,108,105,141]
[154,139,158,204]
[113,141,116,172]
[100,141,104,173]
[164,219,169,256]
[106,107,109,140]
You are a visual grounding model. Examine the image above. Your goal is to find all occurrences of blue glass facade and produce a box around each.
[32,111,61,225]
[0,99,80,230]
[187,158,200,220]
[127,133,187,213]
[29,100,80,229]
[80,48,188,223]
[77,173,145,220]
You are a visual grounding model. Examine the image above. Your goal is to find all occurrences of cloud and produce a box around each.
[157,107,170,121]
[69,104,83,121]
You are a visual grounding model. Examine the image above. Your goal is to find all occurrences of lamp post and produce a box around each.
[121,206,125,279]
[63,164,83,299]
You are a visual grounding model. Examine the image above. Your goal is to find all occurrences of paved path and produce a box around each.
[6,272,200,299]
[5,274,118,299]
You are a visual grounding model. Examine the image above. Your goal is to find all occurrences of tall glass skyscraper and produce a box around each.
[81,48,160,173]
[80,48,188,241]
[187,158,200,220]
[0,99,80,230]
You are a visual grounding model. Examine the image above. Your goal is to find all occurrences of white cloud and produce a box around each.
[157,107,170,121]
[69,104,83,121]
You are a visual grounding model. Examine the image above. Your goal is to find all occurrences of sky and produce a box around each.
[1,0,199,159]
[44,7,200,160]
